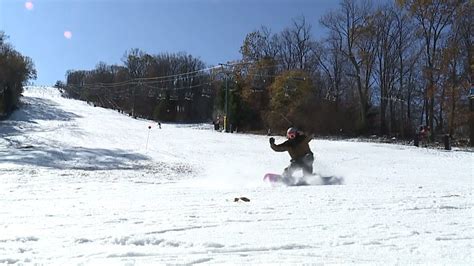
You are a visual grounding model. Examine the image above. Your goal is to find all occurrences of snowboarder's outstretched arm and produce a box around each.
[303,133,315,144]
[269,137,289,152]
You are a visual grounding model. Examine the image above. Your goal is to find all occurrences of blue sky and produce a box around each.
[0,0,340,85]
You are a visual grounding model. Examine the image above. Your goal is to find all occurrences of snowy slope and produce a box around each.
[0,87,472,265]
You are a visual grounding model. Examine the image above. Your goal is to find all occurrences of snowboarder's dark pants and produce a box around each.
[282,152,314,180]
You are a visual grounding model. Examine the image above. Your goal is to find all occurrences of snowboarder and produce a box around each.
[269,127,315,185]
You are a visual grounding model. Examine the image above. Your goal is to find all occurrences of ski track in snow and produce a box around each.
[0,87,472,264]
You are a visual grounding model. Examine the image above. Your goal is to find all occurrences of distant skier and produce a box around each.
[269,127,315,184]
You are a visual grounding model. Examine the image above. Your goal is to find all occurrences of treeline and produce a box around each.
[233,0,471,138]
[62,0,472,140]
[0,32,37,118]
[61,49,213,122]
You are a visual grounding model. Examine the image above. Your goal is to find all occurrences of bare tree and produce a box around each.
[276,16,315,72]
[392,4,420,137]
[240,26,279,63]
[440,1,472,137]
[372,5,398,135]
[292,16,313,71]
[398,0,460,138]
[320,0,375,132]
[122,48,148,79]
[312,34,346,110]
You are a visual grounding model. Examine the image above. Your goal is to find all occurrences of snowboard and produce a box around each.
[263,173,309,186]
[263,173,282,183]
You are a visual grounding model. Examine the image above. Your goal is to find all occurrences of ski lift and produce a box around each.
[157,92,166,101]
[201,88,211,98]
[148,89,155,98]
[185,92,194,101]
[170,92,179,101]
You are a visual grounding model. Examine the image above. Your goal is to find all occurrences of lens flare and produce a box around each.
[25,1,34,10]
[64,31,73,39]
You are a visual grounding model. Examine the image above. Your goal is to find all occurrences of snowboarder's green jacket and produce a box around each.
[270,134,314,160]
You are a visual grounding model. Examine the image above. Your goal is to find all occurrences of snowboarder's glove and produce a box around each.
[269,137,275,144]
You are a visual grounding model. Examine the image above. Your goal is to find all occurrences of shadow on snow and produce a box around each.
[13,97,81,122]
[0,97,81,136]
[0,145,150,170]
[1,96,150,170]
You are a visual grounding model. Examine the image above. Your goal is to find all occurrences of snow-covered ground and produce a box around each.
[0,87,472,265]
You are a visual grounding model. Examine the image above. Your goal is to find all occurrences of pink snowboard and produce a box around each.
[263,173,282,183]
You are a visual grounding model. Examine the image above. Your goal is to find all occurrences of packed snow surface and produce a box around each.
[0,87,472,264]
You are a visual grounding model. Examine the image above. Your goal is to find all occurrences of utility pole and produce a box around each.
[225,75,229,132]
[131,84,136,118]
[132,81,140,118]
[218,61,251,132]
[219,63,230,132]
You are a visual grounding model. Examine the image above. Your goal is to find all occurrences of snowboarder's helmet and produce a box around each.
[286,127,298,139]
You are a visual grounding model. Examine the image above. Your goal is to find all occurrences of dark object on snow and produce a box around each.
[415,125,430,147]
[414,133,419,147]
[19,145,34,149]
[444,134,451,150]
[234,197,250,202]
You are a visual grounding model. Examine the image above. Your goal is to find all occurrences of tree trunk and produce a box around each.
[439,84,446,132]
[389,98,394,135]
[400,97,405,138]
[421,98,427,126]
[380,97,387,135]
[449,84,456,136]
